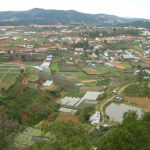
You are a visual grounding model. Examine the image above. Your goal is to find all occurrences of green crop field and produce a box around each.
[95,65,118,74]
[15,127,52,149]
[0,63,21,89]
[50,63,59,72]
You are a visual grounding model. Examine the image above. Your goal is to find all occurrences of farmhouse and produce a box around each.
[89,111,100,125]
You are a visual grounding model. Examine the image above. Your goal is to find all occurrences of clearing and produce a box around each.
[56,112,80,123]
[125,97,150,111]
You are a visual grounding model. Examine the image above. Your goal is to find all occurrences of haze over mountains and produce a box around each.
[0,8,149,27]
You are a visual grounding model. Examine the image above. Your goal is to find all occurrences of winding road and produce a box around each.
[98,83,134,126]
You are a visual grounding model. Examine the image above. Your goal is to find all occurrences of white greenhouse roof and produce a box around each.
[60,97,81,107]
[82,91,101,101]
[59,107,78,113]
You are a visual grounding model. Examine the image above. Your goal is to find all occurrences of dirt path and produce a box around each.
[98,96,115,125]
[97,83,134,126]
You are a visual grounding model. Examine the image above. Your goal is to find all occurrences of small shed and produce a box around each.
[42,80,53,87]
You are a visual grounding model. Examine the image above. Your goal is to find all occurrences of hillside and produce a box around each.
[0,8,149,26]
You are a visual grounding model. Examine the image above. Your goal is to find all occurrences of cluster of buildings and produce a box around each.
[33,54,53,71]
[89,111,100,125]
[58,91,103,114]
[58,91,103,124]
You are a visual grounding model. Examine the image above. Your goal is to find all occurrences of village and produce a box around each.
[0,24,150,148]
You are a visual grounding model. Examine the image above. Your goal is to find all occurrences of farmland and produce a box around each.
[56,112,80,123]
[125,97,150,111]
[0,22,150,150]
[0,63,21,89]
[50,62,59,72]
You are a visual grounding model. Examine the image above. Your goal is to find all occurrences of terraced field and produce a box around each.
[0,63,21,89]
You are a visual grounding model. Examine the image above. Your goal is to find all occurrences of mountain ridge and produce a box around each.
[0,8,149,27]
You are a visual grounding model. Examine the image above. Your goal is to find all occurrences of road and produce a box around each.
[98,83,134,126]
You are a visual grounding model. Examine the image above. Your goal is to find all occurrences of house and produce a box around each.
[75,48,84,52]
[120,52,136,60]
[42,80,53,87]
[0,50,6,54]
[42,80,54,90]
[89,111,100,125]
[144,66,150,74]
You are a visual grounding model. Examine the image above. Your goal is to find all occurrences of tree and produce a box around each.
[0,133,7,150]
[96,113,150,150]
[95,49,99,56]
[51,73,79,92]
[122,110,138,124]
[0,55,3,63]
[142,112,150,122]
[34,121,92,150]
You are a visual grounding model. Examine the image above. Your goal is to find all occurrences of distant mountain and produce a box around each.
[0,8,149,27]
[118,20,150,28]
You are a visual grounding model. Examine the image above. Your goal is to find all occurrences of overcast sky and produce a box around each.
[0,0,149,19]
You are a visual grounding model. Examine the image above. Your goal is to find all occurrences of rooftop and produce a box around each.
[60,96,81,107]
[82,91,101,101]
[42,80,53,87]
[59,107,78,114]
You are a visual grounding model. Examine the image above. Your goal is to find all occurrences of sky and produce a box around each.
[0,0,149,19]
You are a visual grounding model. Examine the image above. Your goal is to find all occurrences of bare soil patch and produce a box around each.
[21,111,30,122]
[66,76,78,81]
[110,62,125,69]
[125,97,150,111]
[82,67,100,75]
[56,112,80,123]
[12,60,24,64]
[81,80,97,83]
[80,86,101,92]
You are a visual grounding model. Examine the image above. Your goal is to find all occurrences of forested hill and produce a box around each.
[119,20,150,29]
[0,8,149,27]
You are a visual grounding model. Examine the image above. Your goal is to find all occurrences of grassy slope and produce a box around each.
[0,83,58,125]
